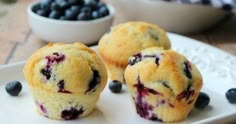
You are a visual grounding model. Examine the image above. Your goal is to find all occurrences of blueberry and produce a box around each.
[85,70,101,94]
[32,3,41,13]
[222,4,232,11]
[40,2,51,12]
[5,81,22,96]
[55,0,63,4]
[59,16,67,20]
[81,6,92,13]
[49,10,61,19]
[96,2,105,9]
[68,0,78,5]
[84,0,97,10]
[195,92,210,109]
[226,88,236,104]
[41,0,53,5]
[98,6,109,17]
[50,2,60,11]
[77,12,91,20]
[61,107,84,120]
[70,5,81,14]
[109,80,122,93]
[59,1,70,10]
[92,11,100,19]
[36,9,48,17]
[201,0,211,4]
[65,9,77,20]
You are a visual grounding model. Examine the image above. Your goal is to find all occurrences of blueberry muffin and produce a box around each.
[23,42,107,120]
[98,21,171,83]
[124,47,202,122]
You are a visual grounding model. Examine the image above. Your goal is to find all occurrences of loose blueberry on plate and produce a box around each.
[226,88,236,104]
[109,80,122,93]
[195,92,210,109]
[5,81,22,96]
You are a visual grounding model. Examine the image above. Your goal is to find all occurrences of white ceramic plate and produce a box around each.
[0,33,236,124]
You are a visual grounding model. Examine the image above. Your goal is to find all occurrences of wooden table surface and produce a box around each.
[0,0,236,65]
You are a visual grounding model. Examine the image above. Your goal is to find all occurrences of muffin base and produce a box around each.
[30,87,99,120]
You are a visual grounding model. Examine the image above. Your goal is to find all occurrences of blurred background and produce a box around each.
[0,0,235,65]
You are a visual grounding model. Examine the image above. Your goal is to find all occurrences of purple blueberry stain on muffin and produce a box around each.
[41,68,51,80]
[188,99,194,104]
[85,70,101,94]
[57,80,72,94]
[156,99,175,108]
[133,76,163,121]
[150,113,163,122]
[134,76,163,97]
[177,84,195,101]
[168,103,175,108]
[35,101,48,117]
[128,53,142,66]
[156,99,166,107]
[61,107,84,120]
[134,94,154,119]
[46,52,65,65]
[129,53,160,66]
[144,55,160,65]
[135,92,162,121]
[41,53,66,81]
[183,61,192,79]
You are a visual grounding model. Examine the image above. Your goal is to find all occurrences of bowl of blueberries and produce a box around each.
[27,0,114,44]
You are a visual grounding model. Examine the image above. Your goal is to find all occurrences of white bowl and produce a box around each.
[27,2,114,44]
[108,0,230,34]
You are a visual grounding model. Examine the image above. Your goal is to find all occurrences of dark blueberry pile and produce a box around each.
[32,0,110,21]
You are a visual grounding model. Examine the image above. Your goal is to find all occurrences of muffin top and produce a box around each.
[98,21,171,68]
[124,47,202,100]
[24,42,107,95]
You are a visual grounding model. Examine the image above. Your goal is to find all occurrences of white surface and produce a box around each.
[0,33,236,124]
[27,2,114,45]
[108,0,230,34]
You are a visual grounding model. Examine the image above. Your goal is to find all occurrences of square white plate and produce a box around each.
[0,33,236,124]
